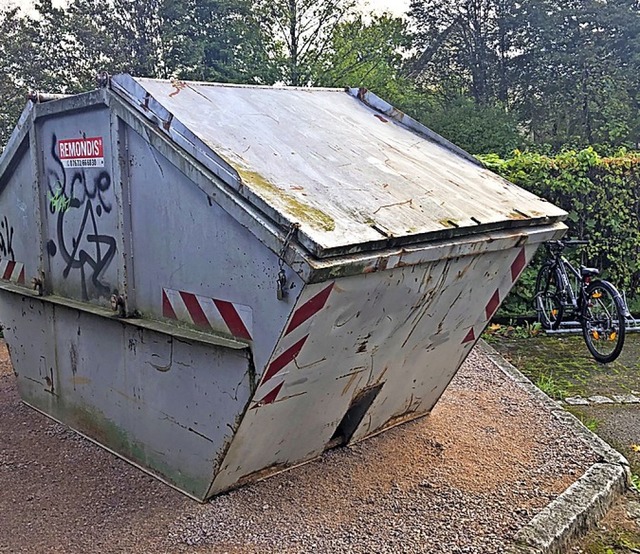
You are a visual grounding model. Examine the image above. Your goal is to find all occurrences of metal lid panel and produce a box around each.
[129,78,565,257]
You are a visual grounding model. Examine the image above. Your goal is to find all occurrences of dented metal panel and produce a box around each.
[111,75,565,258]
[210,227,564,493]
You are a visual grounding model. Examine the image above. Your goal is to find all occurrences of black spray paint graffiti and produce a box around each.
[0,216,15,261]
[46,133,116,300]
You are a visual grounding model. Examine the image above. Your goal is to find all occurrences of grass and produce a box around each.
[490,333,640,399]
[535,372,568,399]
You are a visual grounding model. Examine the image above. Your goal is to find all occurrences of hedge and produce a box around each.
[478,148,640,316]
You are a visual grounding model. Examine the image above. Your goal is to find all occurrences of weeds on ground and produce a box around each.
[584,529,640,554]
[482,321,543,341]
[631,474,640,493]
[535,373,568,399]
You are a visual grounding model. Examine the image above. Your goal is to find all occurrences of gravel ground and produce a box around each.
[0,342,597,553]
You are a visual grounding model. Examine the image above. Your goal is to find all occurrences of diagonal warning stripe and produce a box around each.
[179,291,211,329]
[162,288,253,341]
[285,282,334,336]
[254,382,284,407]
[485,289,500,321]
[214,299,252,341]
[261,335,308,386]
[510,248,526,282]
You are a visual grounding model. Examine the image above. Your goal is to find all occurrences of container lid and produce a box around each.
[113,75,565,258]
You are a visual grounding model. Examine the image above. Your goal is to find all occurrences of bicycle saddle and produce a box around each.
[580,266,599,277]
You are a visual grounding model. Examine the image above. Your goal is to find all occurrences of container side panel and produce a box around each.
[348,243,541,442]
[39,109,123,305]
[0,292,252,500]
[211,240,542,493]
[124,123,303,371]
[1,294,57,410]
[0,149,40,286]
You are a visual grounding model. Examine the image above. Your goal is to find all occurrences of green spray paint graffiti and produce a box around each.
[48,185,70,213]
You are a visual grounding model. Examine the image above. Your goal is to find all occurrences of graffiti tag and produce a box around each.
[46,133,116,301]
[48,185,70,213]
[0,216,15,261]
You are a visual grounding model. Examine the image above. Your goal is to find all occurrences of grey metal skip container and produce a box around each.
[0,74,566,500]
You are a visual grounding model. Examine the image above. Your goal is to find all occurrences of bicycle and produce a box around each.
[534,239,627,363]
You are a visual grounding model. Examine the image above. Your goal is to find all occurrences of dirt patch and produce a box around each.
[0,342,597,553]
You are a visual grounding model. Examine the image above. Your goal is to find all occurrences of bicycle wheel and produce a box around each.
[534,264,563,330]
[582,280,626,363]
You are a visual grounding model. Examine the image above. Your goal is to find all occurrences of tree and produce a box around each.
[408,0,516,106]
[510,0,640,149]
[313,14,408,91]
[161,0,276,83]
[255,0,357,86]
[0,7,31,146]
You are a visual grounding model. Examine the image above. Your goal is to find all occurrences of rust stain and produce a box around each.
[456,260,474,280]
[236,462,289,488]
[71,376,91,386]
[509,209,530,220]
[169,79,187,98]
[374,114,389,123]
[375,365,390,385]
[162,113,174,131]
[373,198,413,215]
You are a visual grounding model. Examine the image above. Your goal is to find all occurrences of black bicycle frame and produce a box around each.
[550,251,589,318]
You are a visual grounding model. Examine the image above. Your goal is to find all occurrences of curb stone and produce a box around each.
[477,340,631,554]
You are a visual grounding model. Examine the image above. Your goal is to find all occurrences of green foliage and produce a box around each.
[566,408,601,433]
[408,0,640,153]
[254,0,357,86]
[632,474,640,493]
[535,373,568,400]
[480,148,640,316]
[0,8,29,146]
[482,321,542,340]
[161,0,274,83]
[314,14,408,91]
[421,96,525,156]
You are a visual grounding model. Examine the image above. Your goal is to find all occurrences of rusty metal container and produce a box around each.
[0,75,566,500]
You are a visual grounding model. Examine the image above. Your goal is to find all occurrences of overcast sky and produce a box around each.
[1,0,410,16]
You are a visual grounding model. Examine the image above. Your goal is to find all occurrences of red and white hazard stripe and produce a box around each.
[162,288,252,341]
[460,246,529,346]
[0,260,25,285]
[253,282,335,407]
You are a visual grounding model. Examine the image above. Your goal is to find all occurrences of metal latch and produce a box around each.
[276,223,299,301]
